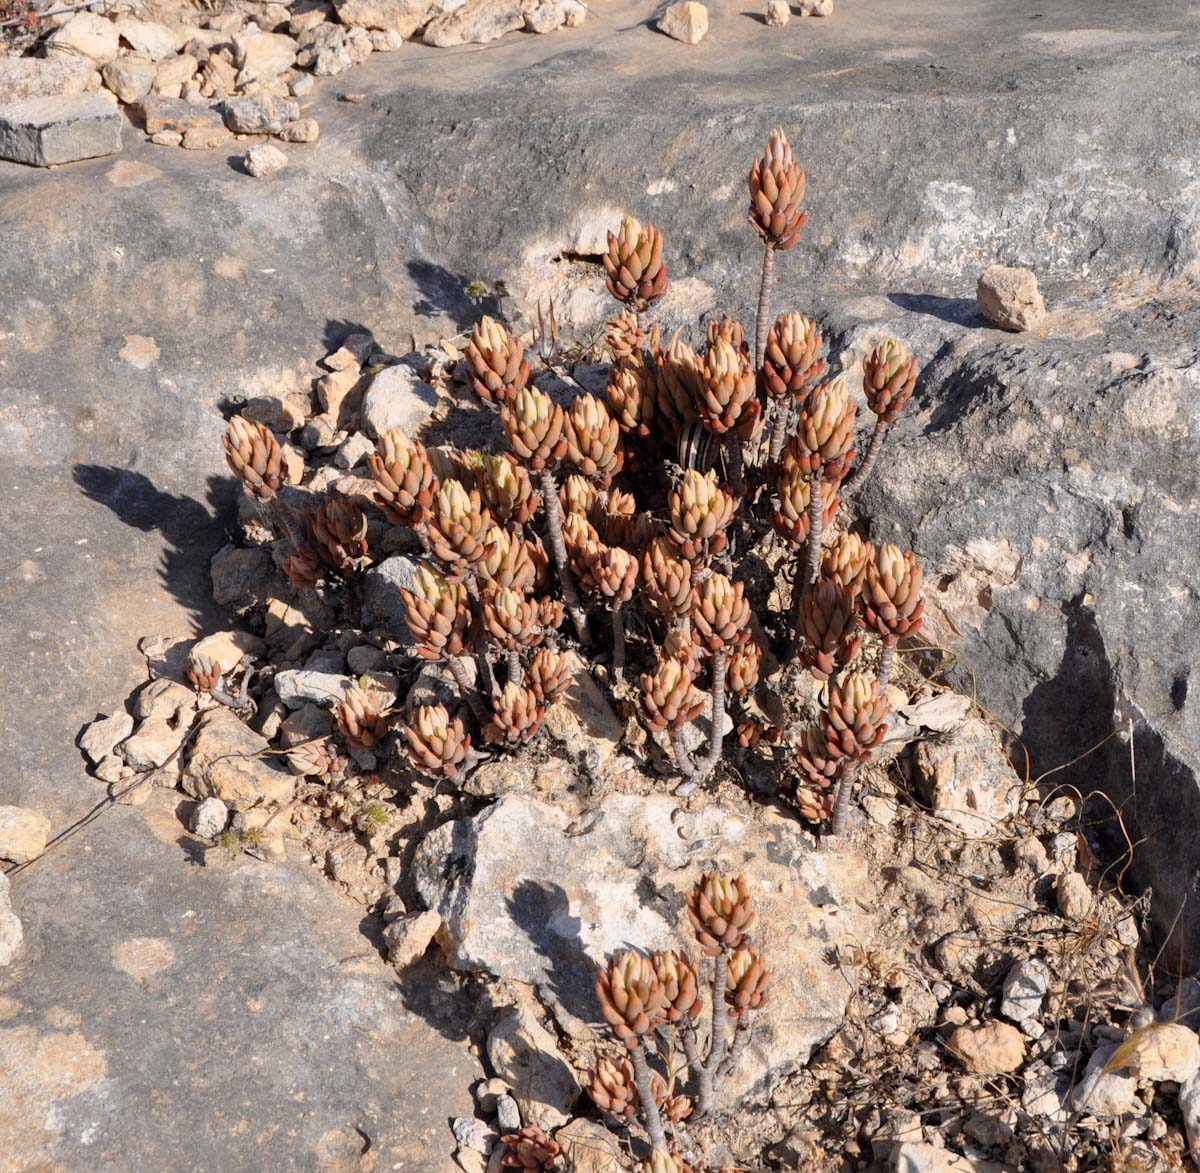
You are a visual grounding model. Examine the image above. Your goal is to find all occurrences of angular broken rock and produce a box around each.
[0,57,96,105]
[150,53,198,99]
[278,118,320,144]
[487,1001,580,1131]
[0,871,22,967]
[336,0,433,34]
[80,711,135,765]
[102,58,157,105]
[422,0,524,46]
[234,31,298,85]
[1000,957,1050,1024]
[383,910,441,968]
[246,143,289,178]
[45,12,120,64]
[1069,1044,1145,1117]
[183,708,295,810]
[977,264,1046,332]
[766,0,790,25]
[189,796,230,839]
[360,555,418,634]
[1115,1022,1200,1084]
[415,793,871,1100]
[947,1020,1025,1074]
[115,18,179,61]
[658,1,708,43]
[0,806,51,865]
[0,92,121,167]
[224,95,301,135]
[913,716,1022,835]
[360,364,439,439]
[273,669,354,709]
[138,95,224,136]
[120,715,189,771]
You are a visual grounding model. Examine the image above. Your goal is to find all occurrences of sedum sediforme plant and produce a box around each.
[593,872,768,1155]
[214,128,930,838]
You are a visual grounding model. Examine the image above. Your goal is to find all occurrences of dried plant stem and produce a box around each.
[700,647,728,778]
[767,400,793,467]
[844,417,887,495]
[506,649,522,687]
[448,656,490,723]
[670,724,698,786]
[753,246,775,370]
[696,950,730,1117]
[466,576,497,696]
[877,640,897,691]
[611,600,627,685]
[725,434,745,499]
[830,761,860,837]
[628,1041,669,1152]
[539,469,590,646]
[716,1014,751,1082]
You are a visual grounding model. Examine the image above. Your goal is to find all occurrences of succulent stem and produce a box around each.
[611,599,626,686]
[699,647,728,779]
[830,761,860,837]
[844,416,887,495]
[753,246,775,371]
[725,434,745,499]
[506,649,523,687]
[448,656,490,723]
[466,576,497,696]
[628,1040,669,1153]
[767,400,793,468]
[877,639,897,691]
[716,1013,751,1083]
[670,723,698,785]
[539,469,591,646]
[696,950,729,1117]
[802,476,825,594]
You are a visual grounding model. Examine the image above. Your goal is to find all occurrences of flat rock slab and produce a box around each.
[0,92,120,167]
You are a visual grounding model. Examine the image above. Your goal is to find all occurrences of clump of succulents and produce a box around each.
[215,126,927,841]
[592,872,768,1157]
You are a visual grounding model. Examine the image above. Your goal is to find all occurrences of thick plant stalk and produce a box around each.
[628,1041,669,1153]
[716,1015,751,1082]
[767,401,793,467]
[802,476,825,592]
[448,656,490,723]
[539,469,590,645]
[877,640,897,691]
[696,951,730,1117]
[844,416,887,495]
[611,600,626,685]
[700,648,728,778]
[506,649,522,687]
[670,724,699,786]
[466,577,497,697]
[830,761,859,837]
[753,246,775,370]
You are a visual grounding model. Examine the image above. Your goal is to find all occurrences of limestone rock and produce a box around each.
[116,19,179,61]
[184,708,295,810]
[224,95,300,135]
[422,0,523,46]
[889,1144,1004,1172]
[554,1118,624,1172]
[324,334,373,371]
[360,555,418,634]
[523,2,565,33]
[191,629,263,675]
[766,0,789,25]
[317,364,362,418]
[312,27,373,76]
[132,679,196,722]
[0,871,22,967]
[361,364,439,438]
[451,1116,496,1155]
[273,669,353,709]
[244,142,288,177]
[151,54,199,99]
[798,0,832,12]
[415,793,871,1099]
[336,0,432,34]
[189,797,230,839]
[1069,1044,1145,1117]
[45,12,120,64]
[234,31,298,84]
[279,703,333,748]
[120,715,189,771]
[181,124,233,150]
[383,910,442,968]
[138,95,223,135]
[211,545,275,610]
[947,1021,1026,1074]
[487,1001,579,1131]
[241,395,306,432]
[0,57,95,104]
[334,433,374,469]
[0,92,121,167]
[278,118,319,143]
[1055,871,1093,920]
[80,711,135,765]
[1115,1022,1200,1084]
[913,718,1022,835]
[1180,1071,1200,1159]
[1000,957,1050,1024]
[370,28,406,49]
[101,58,156,104]
[977,265,1046,332]
[0,806,51,865]
[658,1,708,44]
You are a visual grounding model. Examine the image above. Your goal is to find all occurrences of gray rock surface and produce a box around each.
[0,92,121,167]
[273,668,354,708]
[0,871,23,966]
[415,793,872,1099]
[187,796,229,838]
[487,1000,580,1131]
[360,363,439,438]
[360,554,418,634]
[0,57,96,104]
[1000,958,1050,1024]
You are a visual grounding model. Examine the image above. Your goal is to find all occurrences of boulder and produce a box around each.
[0,92,120,167]
[913,717,1022,835]
[422,0,523,46]
[183,708,295,809]
[382,910,441,968]
[101,58,157,105]
[0,806,51,865]
[151,54,200,99]
[415,793,872,1099]
[0,57,96,104]
[132,679,196,722]
[336,0,433,34]
[977,264,1046,331]
[234,31,298,84]
[360,364,439,438]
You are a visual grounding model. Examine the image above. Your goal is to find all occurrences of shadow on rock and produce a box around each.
[888,291,982,326]
[73,464,233,632]
[406,260,483,331]
[391,952,483,1046]
[505,878,595,1025]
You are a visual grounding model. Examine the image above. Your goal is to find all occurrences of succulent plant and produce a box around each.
[603,215,669,312]
[697,336,756,436]
[186,650,220,693]
[705,314,748,355]
[527,646,573,704]
[725,945,770,1016]
[559,472,601,522]
[465,315,529,409]
[563,392,624,482]
[790,376,857,482]
[309,496,369,571]
[762,312,828,464]
[400,702,473,780]
[771,454,839,547]
[690,572,751,652]
[501,387,567,471]
[281,544,323,589]
[823,670,889,762]
[687,872,755,955]
[606,359,655,439]
[368,428,439,525]
[639,654,704,733]
[286,739,336,778]
[727,635,763,695]
[860,542,925,688]
[845,338,919,494]
[651,329,702,441]
[596,948,667,1046]
[640,536,694,622]
[651,949,703,1023]
[589,1054,640,1119]
[481,584,541,652]
[222,414,282,500]
[797,579,861,681]
[499,1124,561,1170]
[476,526,542,593]
[663,623,702,678]
[399,563,474,660]
[821,531,874,596]
[667,468,735,561]
[335,686,389,751]
[606,311,647,364]
[474,451,538,525]
[484,680,546,746]
[425,478,493,578]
